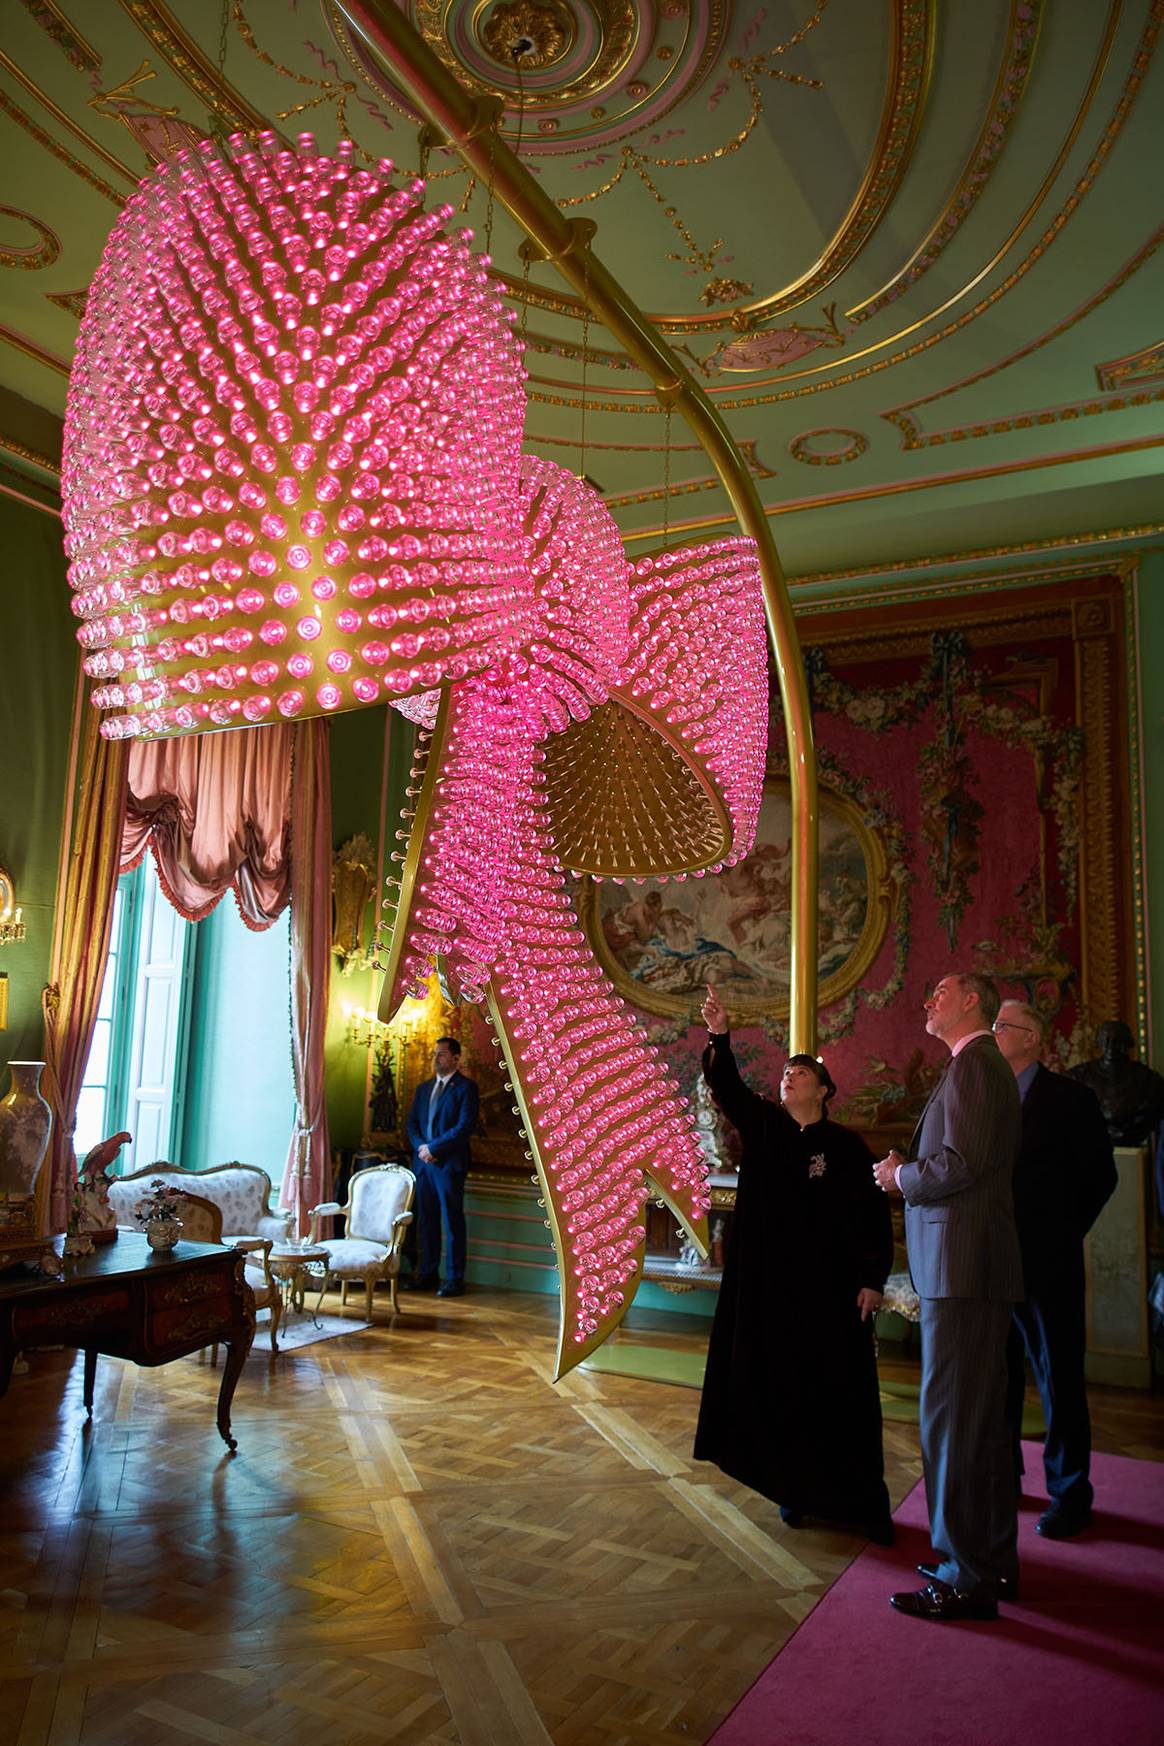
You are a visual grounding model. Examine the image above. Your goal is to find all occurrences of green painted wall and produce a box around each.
[0,496,76,1069]
[180,896,297,1180]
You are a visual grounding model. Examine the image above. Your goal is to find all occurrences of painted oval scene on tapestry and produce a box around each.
[580,777,892,1022]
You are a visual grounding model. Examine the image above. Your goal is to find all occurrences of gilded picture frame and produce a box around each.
[577,775,895,1023]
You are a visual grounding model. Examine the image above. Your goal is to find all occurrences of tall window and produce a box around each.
[76,859,294,1182]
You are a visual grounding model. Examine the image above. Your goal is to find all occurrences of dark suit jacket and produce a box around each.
[1013,1064,1116,1294]
[899,1034,1023,1301]
[406,1072,479,1174]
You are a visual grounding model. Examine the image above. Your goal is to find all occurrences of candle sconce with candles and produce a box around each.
[0,869,25,947]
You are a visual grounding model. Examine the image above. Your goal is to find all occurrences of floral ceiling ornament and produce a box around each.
[60,133,768,1376]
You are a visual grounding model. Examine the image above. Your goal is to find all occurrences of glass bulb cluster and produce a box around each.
[62,132,529,737]
[62,138,772,1368]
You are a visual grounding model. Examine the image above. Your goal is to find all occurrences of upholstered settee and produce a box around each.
[107,1162,293,1246]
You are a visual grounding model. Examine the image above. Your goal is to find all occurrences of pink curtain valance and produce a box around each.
[121,725,294,928]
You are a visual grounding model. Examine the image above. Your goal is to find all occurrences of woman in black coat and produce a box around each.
[693,983,895,1543]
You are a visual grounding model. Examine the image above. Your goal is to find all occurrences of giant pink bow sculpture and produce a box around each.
[62,134,768,1375]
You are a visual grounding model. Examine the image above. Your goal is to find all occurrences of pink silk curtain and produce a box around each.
[121,725,294,927]
[279,720,333,1237]
[41,714,129,1233]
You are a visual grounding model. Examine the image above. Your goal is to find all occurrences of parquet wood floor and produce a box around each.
[2,1288,1160,1746]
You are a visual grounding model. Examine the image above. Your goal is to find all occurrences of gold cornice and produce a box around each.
[0,44,141,185]
[0,86,124,205]
[118,0,275,136]
[791,553,1144,615]
[601,439,775,510]
[785,529,1161,594]
[0,428,60,475]
[847,0,1043,324]
[618,435,1164,543]
[0,323,69,377]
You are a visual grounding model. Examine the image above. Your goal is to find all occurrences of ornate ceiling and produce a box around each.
[0,0,1161,579]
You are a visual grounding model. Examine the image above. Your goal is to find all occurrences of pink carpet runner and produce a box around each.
[708,1444,1164,1746]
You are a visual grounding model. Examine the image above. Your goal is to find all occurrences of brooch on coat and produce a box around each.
[808,1154,827,1179]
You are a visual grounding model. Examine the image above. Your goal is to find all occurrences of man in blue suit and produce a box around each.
[874,971,1023,1621]
[405,1037,479,1298]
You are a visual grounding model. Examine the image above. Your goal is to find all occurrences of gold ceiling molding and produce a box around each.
[21,0,102,73]
[0,87,124,205]
[0,45,141,186]
[789,427,868,465]
[601,439,776,510]
[45,287,88,318]
[785,531,1160,594]
[0,205,60,270]
[537,0,1148,408]
[0,322,69,377]
[118,0,274,136]
[885,384,1164,450]
[485,0,933,331]
[885,223,1164,431]
[0,427,60,476]
[618,434,1164,543]
[1097,339,1164,391]
[847,0,1043,324]
[0,455,60,516]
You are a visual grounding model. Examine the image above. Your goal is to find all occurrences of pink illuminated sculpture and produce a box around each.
[61,135,769,1376]
[63,132,529,736]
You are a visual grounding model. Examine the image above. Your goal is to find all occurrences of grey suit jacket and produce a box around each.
[900,1034,1023,1301]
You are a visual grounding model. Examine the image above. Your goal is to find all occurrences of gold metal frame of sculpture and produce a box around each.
[337,0,819,1054]
[577,775,894,1024]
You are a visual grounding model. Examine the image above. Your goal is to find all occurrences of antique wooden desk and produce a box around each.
[0,1233,255,1450]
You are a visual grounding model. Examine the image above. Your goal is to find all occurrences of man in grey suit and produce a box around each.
[874,971,1023,1621]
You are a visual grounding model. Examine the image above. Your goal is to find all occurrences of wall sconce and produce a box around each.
[342,1003,390,1050]
[0,868,24,946]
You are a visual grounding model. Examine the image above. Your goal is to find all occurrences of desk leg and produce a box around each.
[215,1319,254,1451]
[83,1348,97,1415]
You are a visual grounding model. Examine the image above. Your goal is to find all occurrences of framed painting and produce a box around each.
[577,775,896,1023]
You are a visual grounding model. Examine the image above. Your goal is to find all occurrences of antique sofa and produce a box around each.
[107,1162,293,1247]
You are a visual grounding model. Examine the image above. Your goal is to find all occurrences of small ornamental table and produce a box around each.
[0,1233,255,1450]
[267,1244,331,1324]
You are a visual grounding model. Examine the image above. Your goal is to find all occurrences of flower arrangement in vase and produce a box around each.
[133,1179,184,1252]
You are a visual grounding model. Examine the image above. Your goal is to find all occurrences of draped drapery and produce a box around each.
[279,720,334,1237]
[121,725,294,928]
[41,711,129,1233]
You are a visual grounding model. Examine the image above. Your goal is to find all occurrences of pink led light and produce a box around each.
[63,132,531,738]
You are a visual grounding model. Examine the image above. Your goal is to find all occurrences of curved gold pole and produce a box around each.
[336,0,818,1049]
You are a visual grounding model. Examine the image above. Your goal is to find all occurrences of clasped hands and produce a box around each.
[873,1148,905,1195]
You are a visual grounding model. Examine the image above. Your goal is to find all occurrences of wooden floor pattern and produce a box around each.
[2,1287,1161,1746]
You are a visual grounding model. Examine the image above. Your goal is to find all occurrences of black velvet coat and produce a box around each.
[693,1034,894,1524]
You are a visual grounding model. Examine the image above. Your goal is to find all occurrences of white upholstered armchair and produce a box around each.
[309,1164,415,1319]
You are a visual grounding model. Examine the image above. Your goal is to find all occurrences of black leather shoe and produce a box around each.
[437,1281,465,1298]
[917,1562,1018,1600]
[890,1581,998,1622]
[404,1274,438,1292]
[1036,1503,1092,1539]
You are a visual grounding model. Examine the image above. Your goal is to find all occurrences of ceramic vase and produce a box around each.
[145,1216,182,1252]
[0,1061,53,1202]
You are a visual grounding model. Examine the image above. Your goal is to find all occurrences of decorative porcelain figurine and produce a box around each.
[75,1131,130,1244]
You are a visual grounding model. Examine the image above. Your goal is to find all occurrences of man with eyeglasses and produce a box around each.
[992,1000,1116,1540]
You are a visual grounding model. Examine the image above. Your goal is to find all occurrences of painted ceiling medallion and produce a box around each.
[331,1,728,154]
[479,0,575,70]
